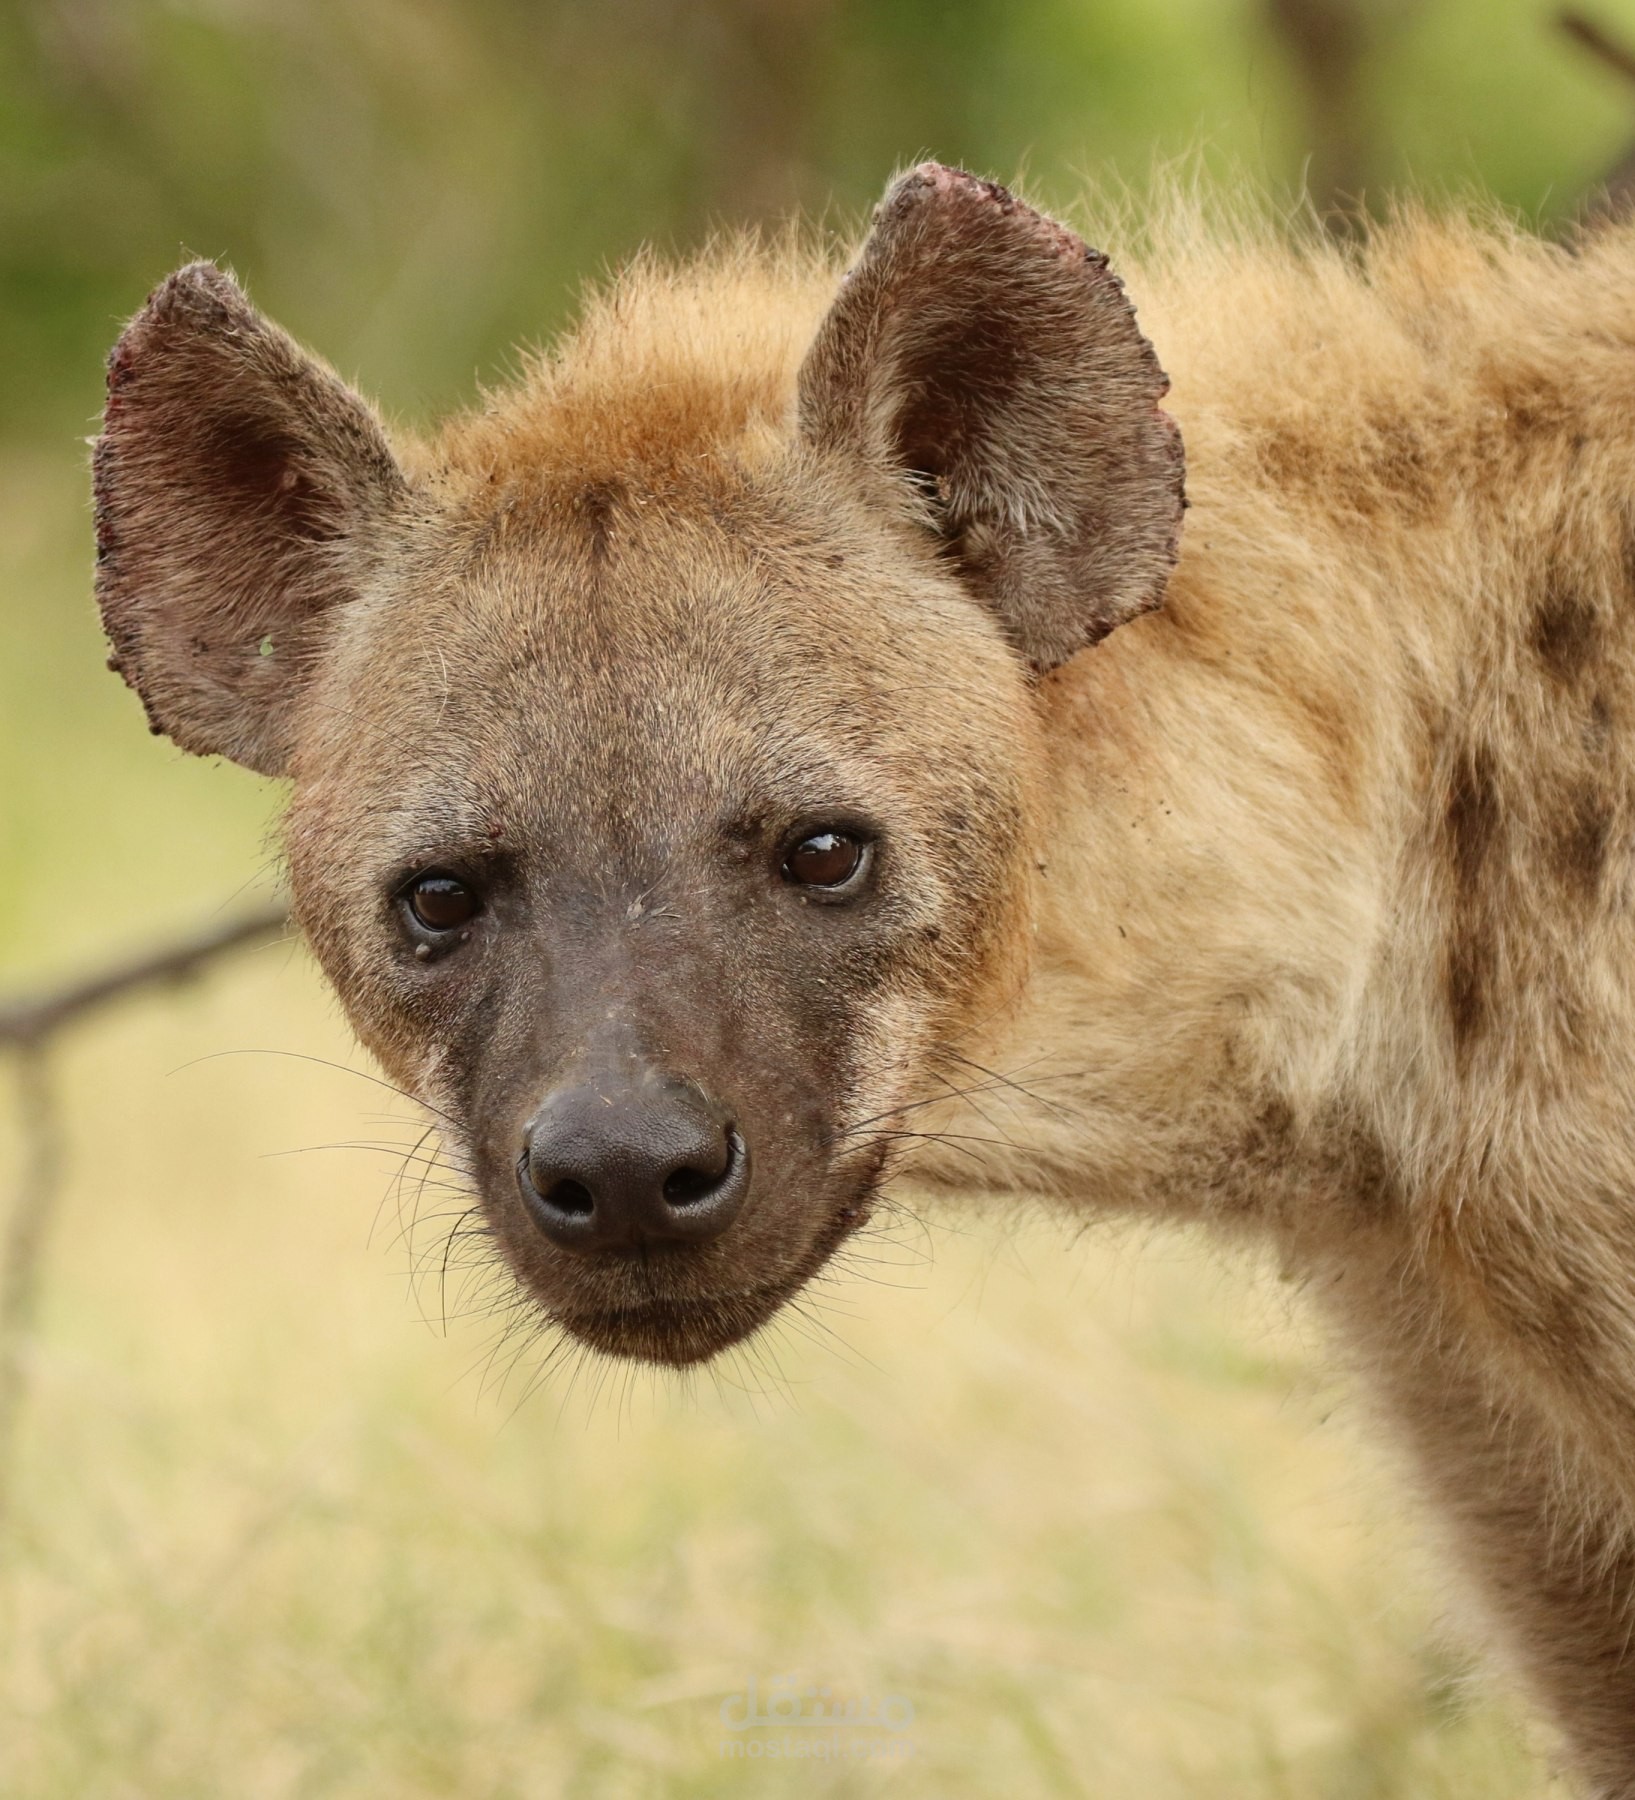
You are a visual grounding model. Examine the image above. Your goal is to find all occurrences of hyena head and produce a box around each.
[92,165,1183,1366]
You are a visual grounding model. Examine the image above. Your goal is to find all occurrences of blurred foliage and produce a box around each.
[2,0,1634,446]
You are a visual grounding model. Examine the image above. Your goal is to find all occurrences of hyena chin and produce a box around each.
[93,162,1635,1790]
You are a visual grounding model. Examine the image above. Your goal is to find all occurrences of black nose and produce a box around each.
[518,1074,750,1253]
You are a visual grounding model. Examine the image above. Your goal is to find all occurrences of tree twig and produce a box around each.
[1561,9,1635,90]
[0,903,290,1049]
[0,1049,61,1539]
[1560,10,1635,228]
[0,900,291,1548]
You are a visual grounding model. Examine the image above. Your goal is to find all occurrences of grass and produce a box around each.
[0,454,1562,1797]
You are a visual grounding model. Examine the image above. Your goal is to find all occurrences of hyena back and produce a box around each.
[92,166,1635,1793]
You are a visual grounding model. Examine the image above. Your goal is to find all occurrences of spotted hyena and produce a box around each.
[92,164,1635,1792]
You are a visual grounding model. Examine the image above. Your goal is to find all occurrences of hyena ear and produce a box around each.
[797,164,1185,672]
[93,262,407,775]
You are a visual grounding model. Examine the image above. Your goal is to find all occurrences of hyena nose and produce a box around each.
[518,1076,751,1253]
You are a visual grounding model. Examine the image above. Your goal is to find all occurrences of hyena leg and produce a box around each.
[1322,1243,1635,1797]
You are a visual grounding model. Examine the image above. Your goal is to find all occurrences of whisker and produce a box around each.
[935,1047,1085,1124]
[928,1066,1020,1145]
[175,1046,461,1129]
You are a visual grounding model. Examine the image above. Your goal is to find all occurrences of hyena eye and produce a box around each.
[782,830,869,890]
[403,873,480,933]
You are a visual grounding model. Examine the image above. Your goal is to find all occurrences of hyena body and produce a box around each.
[92,167,1635,1791]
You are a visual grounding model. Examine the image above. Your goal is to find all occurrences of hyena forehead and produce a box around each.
[296,476,1039,859]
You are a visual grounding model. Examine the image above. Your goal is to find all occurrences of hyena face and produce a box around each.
[284,491,1042,1363]
[92,165,1183,1365]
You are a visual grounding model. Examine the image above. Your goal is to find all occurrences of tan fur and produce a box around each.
[92,176,1635,1794]
[920,203,1635,1793]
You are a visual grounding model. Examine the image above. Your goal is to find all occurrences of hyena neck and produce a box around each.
[909,213,1635,1237]
[925,550,1388,1234]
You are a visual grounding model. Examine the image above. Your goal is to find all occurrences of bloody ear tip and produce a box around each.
[877,163,1094,270]
[104,262,257,401]
[902,160,966,188]
[882,162,993,216]
[896,161,989,193]
[139,260,253,333]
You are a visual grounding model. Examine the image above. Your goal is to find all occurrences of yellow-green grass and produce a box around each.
[3,455,1558,1796]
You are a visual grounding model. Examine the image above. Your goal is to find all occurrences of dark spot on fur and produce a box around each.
[1257,424,1327,498]
[1487,369,1573,444]
[1366,411,1436,513]
[1447,745,1500,895]
[1446,935,1489,1053]
[1443,742,1501,1062]
[1530,575,1599,684]
[1556,786,1612,896]
[1339,1122,1397,1218]
[1255,407,1441,522]
[1585,693,1613,756]
[1254,1096,1296,1145]
[1196,1096,1397,1226]
[1190,1093,1301,1221]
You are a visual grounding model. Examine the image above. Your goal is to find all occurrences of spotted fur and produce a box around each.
[92,168,1635,1793]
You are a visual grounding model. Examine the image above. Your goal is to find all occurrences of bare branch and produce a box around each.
[0,900,292,1548]
[0,903,290,1050]
[1560,11,1635,228]
[0,1050,61,1539]
[1561,9,1635,90]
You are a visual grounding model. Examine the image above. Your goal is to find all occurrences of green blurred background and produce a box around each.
[5,0,1635,450]
[2,1,1631,1794]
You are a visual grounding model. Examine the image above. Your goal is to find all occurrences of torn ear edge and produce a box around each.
[798,163,1186,673]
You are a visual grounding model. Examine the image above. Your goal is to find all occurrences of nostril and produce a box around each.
[663,1165,718,1207]
[516,1145,597,1220]
[662,1126,739,1208]
[545,1177,594,1217]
